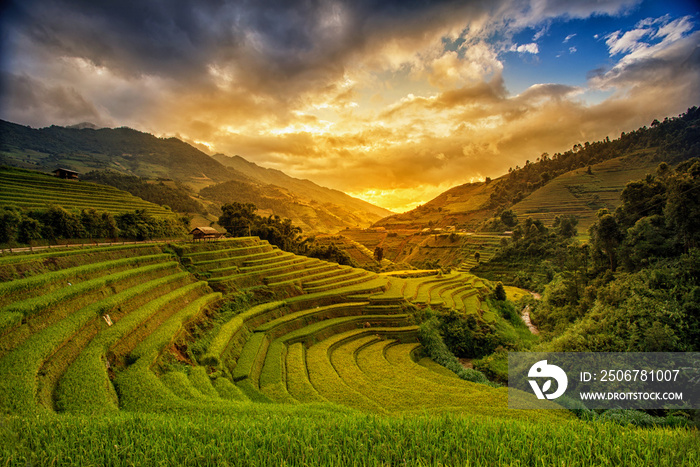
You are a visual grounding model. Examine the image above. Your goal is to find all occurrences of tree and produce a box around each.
[664,160,700,251]
[306,243,354,266]
[374,246,384,262]
[493,282,506,301]
[17,218,42,244]
[500,209,518,229]
[41,206,83,239]
[0,208,21,244]
[553,215,578,239]
[218,202,303,252]
[218,202,257,237]
[589,209,623,271]
[616,175,666,229]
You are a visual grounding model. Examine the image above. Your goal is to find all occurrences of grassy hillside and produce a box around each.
[511,154,660,234]
[0,167,177,218]
[336,228,506,272]
[340,109,700,272]
[0,237,508,414]
[200,180,386,234]
[0,239,696,465]
[374,182,495,230]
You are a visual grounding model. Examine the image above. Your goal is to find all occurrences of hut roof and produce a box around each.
[189,227,222,235]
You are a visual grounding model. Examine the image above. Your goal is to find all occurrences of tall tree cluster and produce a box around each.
[218,202,302,253]
[530,159,700,352]
[0,206,188,244]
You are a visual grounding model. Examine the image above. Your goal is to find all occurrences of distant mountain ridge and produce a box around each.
[0,120,391,234]
[374,107,700,232]
[212,153,392,220]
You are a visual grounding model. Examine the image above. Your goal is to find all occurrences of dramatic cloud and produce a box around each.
[1,0,697,211]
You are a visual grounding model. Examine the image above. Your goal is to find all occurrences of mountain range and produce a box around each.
[0,120,392,233]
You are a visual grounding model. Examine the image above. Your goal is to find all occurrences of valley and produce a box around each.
[1,109,699,465]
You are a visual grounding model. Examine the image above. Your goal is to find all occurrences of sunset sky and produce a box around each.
[1,0,699,212]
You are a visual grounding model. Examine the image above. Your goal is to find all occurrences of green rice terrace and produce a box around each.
[1,238,697,465]
[0,167,176,218]
[510,155,659,235]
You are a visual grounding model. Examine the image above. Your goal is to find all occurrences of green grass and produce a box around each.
[188,367,220,398]
[305,330,386,412]
[0,268,188,415]
[259,340,297,404]
[211,375,248,401]
[160,371,212,401]
[350,338,511,415]
[255,302,369,337]
[52,275,205,415]
[3,410,698,466]
[231,332,269,383]
[0,253,172,309]
[201,301,286,367]
[285,342,326,403]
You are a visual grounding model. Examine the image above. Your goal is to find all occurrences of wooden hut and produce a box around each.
[189,227,224,242]
[53,168,79,180]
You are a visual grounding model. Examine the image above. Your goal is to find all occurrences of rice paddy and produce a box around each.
[0,237,696,465]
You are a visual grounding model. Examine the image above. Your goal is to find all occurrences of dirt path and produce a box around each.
[521,290,541,335]
[458,358,473,370]
[0,238,180,255]
[521,305,540,335]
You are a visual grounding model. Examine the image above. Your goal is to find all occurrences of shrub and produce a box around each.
[417,317,493,386]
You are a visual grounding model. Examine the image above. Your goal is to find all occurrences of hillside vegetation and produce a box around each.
[212,153,391,220]
[510,155,660,233]
[81,170,207,215]
[474,158,700,359]
[0,167,175,218]
[0,167,189,244]
[0,120,238,189]
[338,108,700,272]
[200,179,386,234]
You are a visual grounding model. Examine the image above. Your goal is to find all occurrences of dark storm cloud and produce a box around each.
[1,0,490,92]
[4,0,233,79]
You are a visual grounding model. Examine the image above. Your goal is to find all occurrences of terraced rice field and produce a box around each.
[511,156,658,233]
[2,237,697,465]
[458,233,506,271]
[312,234,379,267]
[341,228,423,263]
[0,236,503,417]
[0,168,175,217]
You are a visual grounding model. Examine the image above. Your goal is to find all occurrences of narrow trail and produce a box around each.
[0,238,182,255]
[521,305,540,335]
[521,291,541,335]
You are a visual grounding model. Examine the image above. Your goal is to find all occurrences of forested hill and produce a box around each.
[0,120,249,189]
[374,107,700,230]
